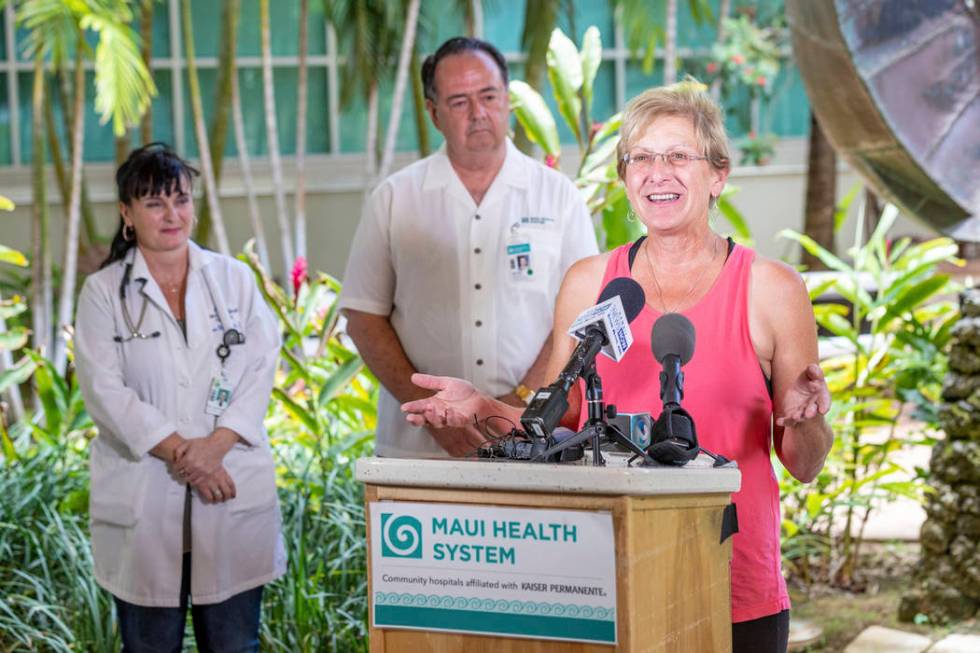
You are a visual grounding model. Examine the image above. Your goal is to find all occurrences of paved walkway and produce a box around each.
[842,627,980,652]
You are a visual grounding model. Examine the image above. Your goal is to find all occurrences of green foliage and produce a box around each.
[708,15,783,99]
[1,249,375,650]
[705,13,786,164]
[17,0,157,136]
[778,204,960,586]
[736,132,776,166]
[509,26,631,249]
[0,357,106,651]
[613,0,713,74]
[241,242,375,650]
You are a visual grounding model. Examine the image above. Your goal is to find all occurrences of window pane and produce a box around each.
[235,65,329,156]
[0,73,10,165]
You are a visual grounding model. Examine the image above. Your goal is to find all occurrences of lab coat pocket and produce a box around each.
[89,456,149,527]
[225,446,278,515]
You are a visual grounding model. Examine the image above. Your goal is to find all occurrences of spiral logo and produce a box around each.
[380,513,423,559]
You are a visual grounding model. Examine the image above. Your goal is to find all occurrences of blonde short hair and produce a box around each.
[616,81,731,181]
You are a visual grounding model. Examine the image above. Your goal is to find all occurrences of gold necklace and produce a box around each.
[643,235,719,313]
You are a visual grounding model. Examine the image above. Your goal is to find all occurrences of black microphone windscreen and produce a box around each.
[596,277,646,323]
[651,313,695,365]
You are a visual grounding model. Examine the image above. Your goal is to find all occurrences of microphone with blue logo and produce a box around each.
[522,278,651,464]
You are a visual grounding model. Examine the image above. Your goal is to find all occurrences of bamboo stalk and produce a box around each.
[260,0,294,283]
[377,0,421,181]
[53,43,86,375]
[181,0,230,255]
[31,55,51,357]
[232,67,271,272]
[140,0,154,143]
[294,0,309,261]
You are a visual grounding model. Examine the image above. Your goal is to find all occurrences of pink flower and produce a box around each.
[748,130,757,139]
[706,62,718,74]
[544,154,559,169]
[756,75,767,87]
[730,54,745,65]
[291,256,308,296]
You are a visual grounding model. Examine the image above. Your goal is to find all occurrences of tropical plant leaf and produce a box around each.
[0,330,29,352]
[84,9,157,136]
[0,245,28,267]
[602,189,645,250]
[545,28,583,146]
[317,356,365,408]
[579,26,601,119]
[779,229,850,272]
[0,357,36,395]
[881,275,950,328]
[272,386,319,434]
[833,183,862,232]
[716,196,752,241]
[508,80,560,156]
[579,130,619,177]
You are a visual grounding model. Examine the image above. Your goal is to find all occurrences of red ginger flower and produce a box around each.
[291,256,308,297]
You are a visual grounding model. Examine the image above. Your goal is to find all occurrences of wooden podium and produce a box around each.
[357,455,740,652]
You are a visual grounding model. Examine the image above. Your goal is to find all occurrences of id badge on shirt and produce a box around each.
[507,229,534,282]
[205,373,233,416]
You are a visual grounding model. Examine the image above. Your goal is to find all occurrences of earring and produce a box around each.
[626,206,638,223]
[123,223,135,241]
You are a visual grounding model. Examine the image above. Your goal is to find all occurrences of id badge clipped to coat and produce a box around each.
[507,225,534,282]
[205,372,233,416]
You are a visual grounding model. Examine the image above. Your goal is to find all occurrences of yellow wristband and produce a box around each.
[514,383,535,405]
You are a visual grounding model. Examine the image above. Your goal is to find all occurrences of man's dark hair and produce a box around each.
[421,37,509,102]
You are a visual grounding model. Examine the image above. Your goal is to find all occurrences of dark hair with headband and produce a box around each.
[421,37,508,102]
[101,142,200,269]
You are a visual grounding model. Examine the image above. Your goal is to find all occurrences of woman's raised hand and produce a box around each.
[401,373,489,429]
[776,363,831,427]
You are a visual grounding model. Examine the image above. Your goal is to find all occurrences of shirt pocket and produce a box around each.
[504,224,562,293]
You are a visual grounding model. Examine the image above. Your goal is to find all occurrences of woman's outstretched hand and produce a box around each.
[401,373,494,457]
[776,363,831,427]
[401,373,487,429]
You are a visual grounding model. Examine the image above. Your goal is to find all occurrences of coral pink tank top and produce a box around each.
[579,241,790,623]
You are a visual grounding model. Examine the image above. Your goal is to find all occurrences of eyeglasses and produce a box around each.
[622,150,711,170]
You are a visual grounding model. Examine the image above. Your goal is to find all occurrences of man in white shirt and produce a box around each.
[338,37,598,458]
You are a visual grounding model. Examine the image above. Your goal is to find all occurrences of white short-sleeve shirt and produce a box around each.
[338,140,598,458]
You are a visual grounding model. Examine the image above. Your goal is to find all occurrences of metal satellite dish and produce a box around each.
[787,0,979,239]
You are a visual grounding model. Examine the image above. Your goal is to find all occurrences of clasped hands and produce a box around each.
[173,428,239,504]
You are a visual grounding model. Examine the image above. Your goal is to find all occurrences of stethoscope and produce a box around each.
[113,249,245,364]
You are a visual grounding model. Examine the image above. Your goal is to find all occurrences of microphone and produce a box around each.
[520,278,645,441]
[651,313,695,406]
[646,313,699,465]
[568,277,646,362]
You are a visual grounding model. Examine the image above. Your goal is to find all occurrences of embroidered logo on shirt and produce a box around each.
[519,216,555,228]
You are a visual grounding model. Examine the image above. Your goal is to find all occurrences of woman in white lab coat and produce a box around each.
[74,143,285,652]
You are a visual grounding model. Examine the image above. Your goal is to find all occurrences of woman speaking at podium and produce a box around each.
[402,81,832,653]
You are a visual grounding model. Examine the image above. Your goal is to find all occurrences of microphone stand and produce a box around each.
[534,361,652,466]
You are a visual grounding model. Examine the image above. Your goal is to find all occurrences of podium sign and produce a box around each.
[369,501,618,645]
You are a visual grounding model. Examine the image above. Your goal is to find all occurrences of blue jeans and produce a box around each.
[114,553,263,653]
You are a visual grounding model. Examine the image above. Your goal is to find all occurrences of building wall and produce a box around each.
[0,138,939,283]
